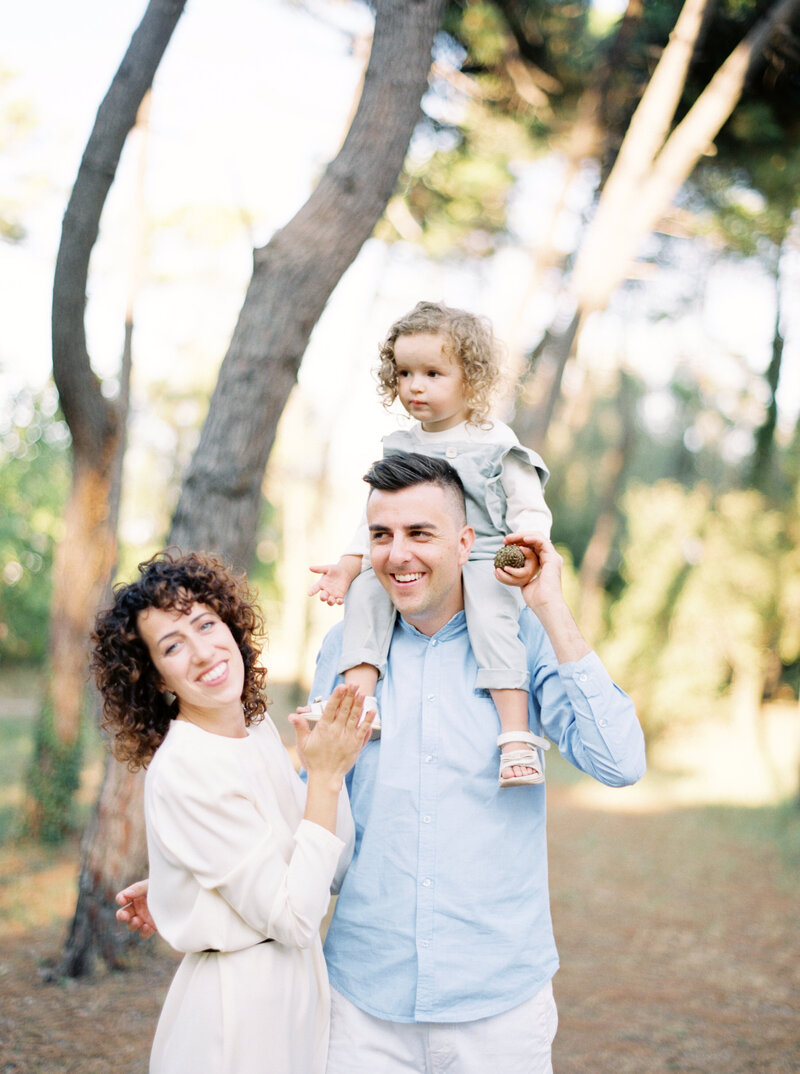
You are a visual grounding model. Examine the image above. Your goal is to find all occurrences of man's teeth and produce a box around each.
[394,573,423,583]
[200,663,226,683]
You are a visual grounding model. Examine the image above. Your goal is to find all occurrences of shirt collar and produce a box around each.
[396,609,468,643]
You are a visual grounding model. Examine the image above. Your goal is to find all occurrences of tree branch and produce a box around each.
[51,0,186,457]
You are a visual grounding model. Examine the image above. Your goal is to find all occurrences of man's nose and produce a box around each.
[388,534,412,562]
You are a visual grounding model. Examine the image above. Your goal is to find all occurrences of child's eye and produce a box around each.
[427,370,440,378]
[397,369,410,378]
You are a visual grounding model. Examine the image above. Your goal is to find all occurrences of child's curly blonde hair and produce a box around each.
[376,301,502,426]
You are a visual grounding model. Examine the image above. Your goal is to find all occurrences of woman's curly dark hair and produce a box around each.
[90,550,268,771]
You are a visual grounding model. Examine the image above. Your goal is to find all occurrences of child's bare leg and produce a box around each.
[491,688,540,780]
[343,663,379,699]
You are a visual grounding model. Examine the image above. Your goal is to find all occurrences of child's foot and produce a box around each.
[308,695,381,740]
[497,731,549,787]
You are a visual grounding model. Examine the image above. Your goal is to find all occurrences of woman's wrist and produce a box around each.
[306,769,345,795]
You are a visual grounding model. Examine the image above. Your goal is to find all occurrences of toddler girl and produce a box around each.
[309,300,552,786]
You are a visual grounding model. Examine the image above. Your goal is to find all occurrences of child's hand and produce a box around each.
[494,534,542,589]
[309,563,352,605]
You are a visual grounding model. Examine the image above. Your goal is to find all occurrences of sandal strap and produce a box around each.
[497,730,550,751]
[499,748,541,764]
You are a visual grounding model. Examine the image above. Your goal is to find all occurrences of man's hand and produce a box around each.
[308,555,362,606]
[494,536,542,591]
[498,533,590,664]
[115,879,157,939]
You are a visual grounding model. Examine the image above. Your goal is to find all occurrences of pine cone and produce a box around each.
[494,544,525,570]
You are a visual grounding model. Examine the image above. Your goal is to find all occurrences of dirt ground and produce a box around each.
[1,776,798,1074]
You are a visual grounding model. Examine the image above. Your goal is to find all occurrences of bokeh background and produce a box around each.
[1,1,798,1070]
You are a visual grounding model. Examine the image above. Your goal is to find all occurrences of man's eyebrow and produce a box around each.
[368,520,438,532]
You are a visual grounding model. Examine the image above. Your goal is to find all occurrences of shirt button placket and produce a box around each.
[415,637,440,1014]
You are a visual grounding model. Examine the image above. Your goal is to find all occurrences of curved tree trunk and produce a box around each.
[170,0,447,569]
[29,0,186,847]
[62,0,445,976]
[571,0,800,314]
[518,0,800,445]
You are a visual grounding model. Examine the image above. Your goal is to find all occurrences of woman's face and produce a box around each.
[137,601,245,721]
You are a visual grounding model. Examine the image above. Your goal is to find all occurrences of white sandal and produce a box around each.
[308,695,381,740]
[497,731,549,787]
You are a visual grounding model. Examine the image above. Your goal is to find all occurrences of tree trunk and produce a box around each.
[749,248,785,492]
[170,0,447,570]
[61,0,446,976]
[519,0,799,445]
[57,762,147,977]
[29,2,184,845]
[577,372,637,643]
[571,0,800,314]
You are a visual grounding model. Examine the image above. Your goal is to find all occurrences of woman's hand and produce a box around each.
[115,879,157,938]
[291,685,374,834]
[290,684,373,783]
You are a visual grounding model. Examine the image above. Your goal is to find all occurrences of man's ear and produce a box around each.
[458,525,475,566]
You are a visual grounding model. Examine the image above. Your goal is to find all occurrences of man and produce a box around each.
[118,452,645,1072]
[312,451,645,1072]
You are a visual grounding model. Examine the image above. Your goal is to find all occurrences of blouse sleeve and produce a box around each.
[502,451,553,537]
[148,748,347,949]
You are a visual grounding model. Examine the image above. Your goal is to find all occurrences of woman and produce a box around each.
[92,549,372,1074]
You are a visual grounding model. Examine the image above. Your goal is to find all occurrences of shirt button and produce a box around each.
[422,815,431,823]
[446,447,457,458]
[579,673,588,683]
[431,639,437,647]
[425,755,434,763]
[599,719,608,727]
[422,878,432,887]
[420,940,430,948]
[427,694,436,702]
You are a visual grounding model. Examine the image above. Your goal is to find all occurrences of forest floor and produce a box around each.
[1,675,798,1073]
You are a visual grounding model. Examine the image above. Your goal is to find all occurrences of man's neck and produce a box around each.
[400,608,463,637]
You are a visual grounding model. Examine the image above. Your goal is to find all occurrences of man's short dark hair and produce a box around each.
[363,452,467,524]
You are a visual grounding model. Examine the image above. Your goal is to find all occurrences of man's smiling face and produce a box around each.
[367,481,474,637]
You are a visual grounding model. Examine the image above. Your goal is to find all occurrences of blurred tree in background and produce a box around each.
[0,390,69,662]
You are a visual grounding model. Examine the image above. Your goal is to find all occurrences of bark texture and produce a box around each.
[62,0,445,975]
[40,0,186,800]
[169,0,447,569]
[46,0,186,971]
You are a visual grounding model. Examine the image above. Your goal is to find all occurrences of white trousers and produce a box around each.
[325,982,558,1074]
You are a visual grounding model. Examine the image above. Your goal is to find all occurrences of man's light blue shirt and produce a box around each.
[313,608,646,1024]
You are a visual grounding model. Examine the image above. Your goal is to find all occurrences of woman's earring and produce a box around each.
[162,689,176,706]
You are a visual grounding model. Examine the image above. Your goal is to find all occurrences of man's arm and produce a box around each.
[498,532,646,787]
[495,533,589,663]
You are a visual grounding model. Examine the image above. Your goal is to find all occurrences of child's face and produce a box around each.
[394,332,469,432]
